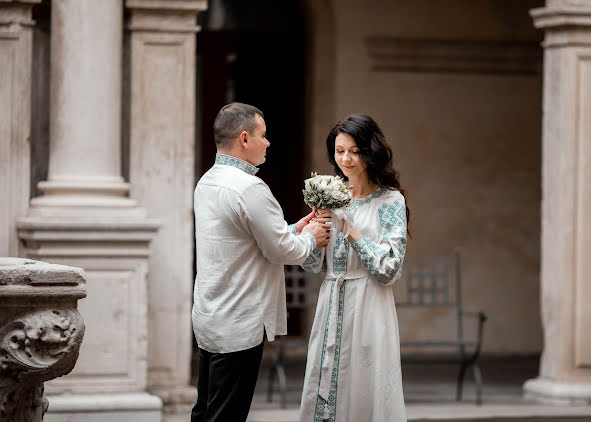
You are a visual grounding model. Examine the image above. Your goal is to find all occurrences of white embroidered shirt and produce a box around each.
[192,154,316,353]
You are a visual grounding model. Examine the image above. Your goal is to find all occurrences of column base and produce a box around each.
[149,385,198,413]
[44,393,162,422]
[32,178,141,210]
[524,377,591,405]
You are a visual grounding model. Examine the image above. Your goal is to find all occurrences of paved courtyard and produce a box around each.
[167,355,591,422]
[248,356,588,421]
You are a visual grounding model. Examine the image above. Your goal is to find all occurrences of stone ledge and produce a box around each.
[365,37,542,75]
[46,393,162,412]
[0,258,85,286]
[126,0,207,12]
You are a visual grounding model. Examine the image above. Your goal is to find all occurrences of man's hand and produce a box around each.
[295,207,317,234]
[302,221,330,248]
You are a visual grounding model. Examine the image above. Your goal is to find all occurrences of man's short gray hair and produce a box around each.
[214,102,264,148]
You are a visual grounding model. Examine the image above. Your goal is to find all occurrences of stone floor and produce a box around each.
[170,355,591,422]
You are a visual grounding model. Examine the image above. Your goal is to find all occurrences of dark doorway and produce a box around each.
[196,0,306,223]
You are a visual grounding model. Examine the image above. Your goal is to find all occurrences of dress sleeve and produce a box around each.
[302,247,326,273]
[350,195,407,286]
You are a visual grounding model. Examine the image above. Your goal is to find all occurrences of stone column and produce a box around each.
[31,0,136,213]
[17,1,161,420]
[0,0,41,257]
[0,258,86,422]
[125,0,206,412]
[524,0,591,404]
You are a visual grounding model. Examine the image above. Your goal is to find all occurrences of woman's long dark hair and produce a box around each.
[326,113,411,235]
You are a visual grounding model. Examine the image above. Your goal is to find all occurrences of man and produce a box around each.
[191,102,329,422]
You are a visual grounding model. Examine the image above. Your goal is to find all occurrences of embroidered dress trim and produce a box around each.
[332,233,348,275]
[215,153,259,175]
[314,281,336,421]
[347,188,385,216]
[378,201,406,231]
[352,235,405,285]
[314,281,346,422]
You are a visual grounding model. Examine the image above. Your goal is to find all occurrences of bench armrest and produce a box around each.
[457,310,487,360]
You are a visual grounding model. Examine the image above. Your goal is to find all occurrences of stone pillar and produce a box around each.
[0,0,40,257]
[17,0,161,420]
[125,0,206,412]
[524,0,591,404]
[0,258,86,422]
[31,0,136,212]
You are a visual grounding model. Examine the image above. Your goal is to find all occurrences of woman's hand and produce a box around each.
[315,209,332,225]
[295,207,317,234]
[347,225,362,244]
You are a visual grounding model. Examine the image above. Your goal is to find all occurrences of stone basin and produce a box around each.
[0,258,87,422]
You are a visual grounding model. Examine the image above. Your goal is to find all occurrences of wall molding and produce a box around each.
[365,37,542,75]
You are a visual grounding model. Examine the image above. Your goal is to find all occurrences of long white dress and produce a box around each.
[299,188,408,422]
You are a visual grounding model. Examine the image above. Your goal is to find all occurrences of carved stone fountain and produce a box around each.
[0,258,86,422]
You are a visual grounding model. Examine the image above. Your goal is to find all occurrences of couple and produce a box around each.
[191,102,409,422]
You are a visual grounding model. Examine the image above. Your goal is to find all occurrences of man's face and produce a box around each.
[246,114,270,167]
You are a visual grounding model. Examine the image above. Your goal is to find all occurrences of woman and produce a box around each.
[300,114,410,422]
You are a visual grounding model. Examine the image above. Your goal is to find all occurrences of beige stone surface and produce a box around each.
[0,1,40,258]
[17,220,160,395]
[125,0,205,410]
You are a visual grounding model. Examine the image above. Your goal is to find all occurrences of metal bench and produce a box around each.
[396,253,487,405]
[266,265,321,408]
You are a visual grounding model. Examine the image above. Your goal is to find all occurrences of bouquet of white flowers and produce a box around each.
[302,172,353,210]
[302,173,354,244]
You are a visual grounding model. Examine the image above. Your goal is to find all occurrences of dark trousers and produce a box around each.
[191,340,264,422]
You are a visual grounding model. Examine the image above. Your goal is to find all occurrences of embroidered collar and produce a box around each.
[347,188,385,216]
[215,154,259,176]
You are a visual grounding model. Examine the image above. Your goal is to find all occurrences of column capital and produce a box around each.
[531,4,591,47]
[531,5,591,29]
[0,0,42,30]
[125,0,207,33]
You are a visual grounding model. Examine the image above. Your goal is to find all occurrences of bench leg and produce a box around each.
[472,363,483,405]
[456,362,468,401]
[276,364,288,409]
[266,364,276,402]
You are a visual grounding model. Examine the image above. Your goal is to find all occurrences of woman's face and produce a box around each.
[334,132,367,180]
